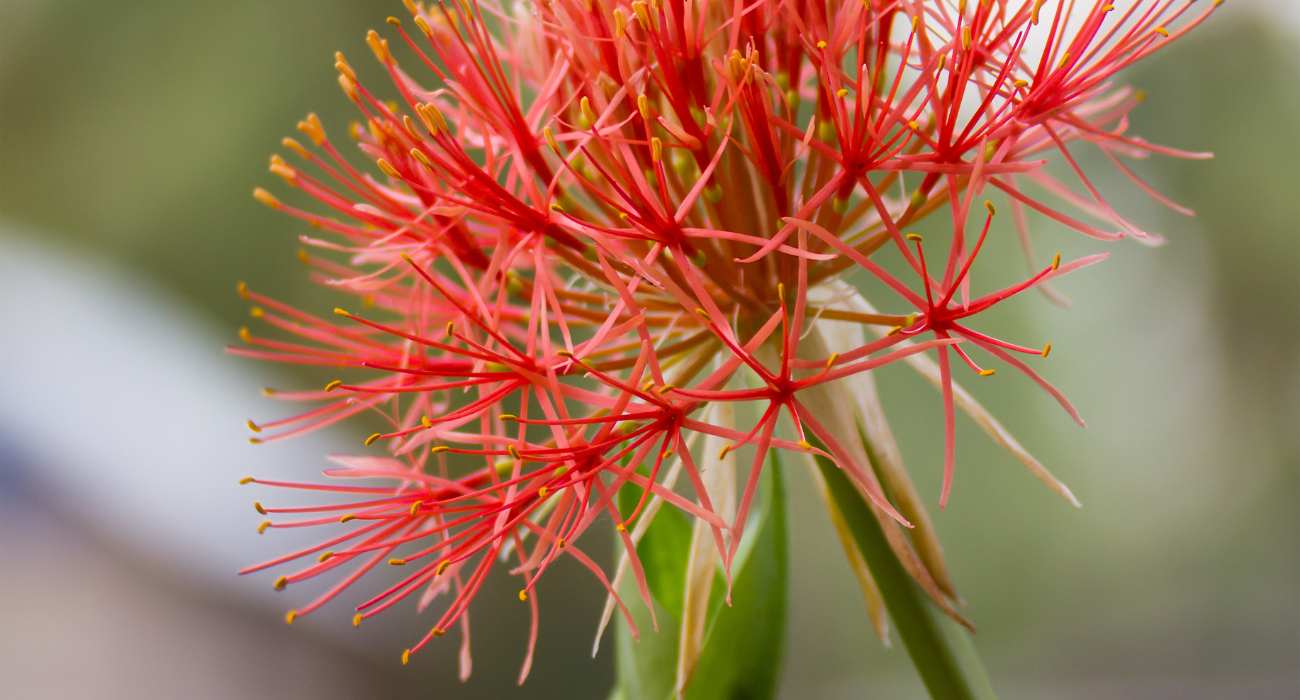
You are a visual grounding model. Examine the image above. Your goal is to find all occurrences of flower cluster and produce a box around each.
[233,0,1217,678]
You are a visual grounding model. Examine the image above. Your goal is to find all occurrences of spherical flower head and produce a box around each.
[232,0,1219,679]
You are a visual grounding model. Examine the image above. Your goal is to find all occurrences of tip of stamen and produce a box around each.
[978,368,996,377]
[240,476,255,485]
[284,610,298,625]
[246,419,262,433]
[364,432,383,447]
[388,558,407,566]
[236,281,250,299]
[253,501,267,515]
[905,232,923,242]
[352,613,363,627]
[324,379,343,392]
[273,576,288,591]
[258,520,272,534]
[401,649,412,665]
[518,589,529,602]
[319,551,334,563]
[1041,342,1053,358]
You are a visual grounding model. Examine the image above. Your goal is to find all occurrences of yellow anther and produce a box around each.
[296,248,311,264]
[499,413,518,422]
[246,419,262,433]
[538,486,549,499]
[557,538,566,549]
[298,113,327,146]
[797,440,814,451]
[543,126,559,153]
[656,384,675,395]
[416,102,448,134]
[615,523,627,532]
[432,627,445,637]
[420,415,432,428]
[409,148,433,168]
[239,476,255,485]
[776,282,786,300]
[253,188,281,209]
[318,551,334,563]
[637,93,651,120]
[631,0,651,29]
[340,514,358,524]
[815,40,828,49]
[261,387,277,396]
[408,501,423,516]
[717,444,733,460]
[284,610,298,625]
[238,326,252,343]
[334,52,357,82]
[281,137,310,159]
[979,368,996,377]
[249,306,265,319]
[905,232,923,242]
[579,96,596,128]
[333,307,351,317]
[961,27,972,50]
[377,158,400,178]
[825,353,839,369]
[401,649,412,666]
[613,7,628,39]
[908,120,920,131]
[253,501,267,515]
[273,576,288,591]
[324,379,343,392]
[364,432,383,447]
[352,613,363,627]
[236,281,250,299]
[518,589,529,602]
[269,155,296,183]
[436,560,450,576]
[1154,26,1169,37]
[650,137,662,164]
[1051,252,1061,271]
[444,321,455,338]
[984,200,996,216]
[1041,343,1053,358]
[1031,0,1046,24]
[258,520,272,534]
[1013,78,1029,89]
[430,445,450,455]
[507,444,521,460]
[388,558,407,566]
[836,87,849,98]
[367,29,392,63]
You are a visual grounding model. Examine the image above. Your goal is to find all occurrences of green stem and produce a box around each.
[813,452,998,700]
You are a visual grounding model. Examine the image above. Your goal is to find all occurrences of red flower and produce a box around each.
[233,0,1218,678]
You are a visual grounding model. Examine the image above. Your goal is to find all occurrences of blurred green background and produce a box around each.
[0,2,1294,698]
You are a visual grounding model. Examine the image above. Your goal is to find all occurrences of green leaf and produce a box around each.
[614,457,789,699]
[813,448,998,700]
